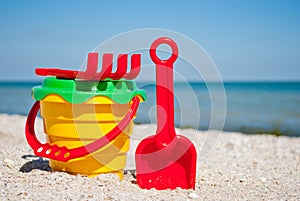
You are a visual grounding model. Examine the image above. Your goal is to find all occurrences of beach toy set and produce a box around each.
[25,37,197,190]
[26,52,146,179]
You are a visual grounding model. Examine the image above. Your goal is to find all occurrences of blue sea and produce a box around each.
[0,81,299,137]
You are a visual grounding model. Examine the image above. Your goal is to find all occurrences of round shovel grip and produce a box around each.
[149,37,178,66]
[25,97,140,162]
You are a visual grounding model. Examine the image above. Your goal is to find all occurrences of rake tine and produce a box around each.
[77,52,98,79]
[108,54,128,80]
[123,54,141,80]
[92,53,113,80]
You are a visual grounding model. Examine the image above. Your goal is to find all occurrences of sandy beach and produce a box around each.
[0,113,299,200]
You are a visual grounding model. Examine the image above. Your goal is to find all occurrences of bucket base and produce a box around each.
[49,152,127,180]
[51,167,124,180]
[87,171,124,179]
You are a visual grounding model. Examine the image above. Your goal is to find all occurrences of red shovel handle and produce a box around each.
[150,37,178,66]
[149,37,178,145]
[25,97,140,162]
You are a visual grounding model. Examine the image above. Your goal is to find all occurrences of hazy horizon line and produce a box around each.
[0,79,300,84]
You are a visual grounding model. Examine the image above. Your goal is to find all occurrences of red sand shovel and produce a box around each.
[135,37,197,190]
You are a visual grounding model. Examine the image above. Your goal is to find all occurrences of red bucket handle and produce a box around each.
[25,97,140,162]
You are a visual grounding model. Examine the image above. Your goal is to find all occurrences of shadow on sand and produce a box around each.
[19,155,138,180]
[19,155,51,173]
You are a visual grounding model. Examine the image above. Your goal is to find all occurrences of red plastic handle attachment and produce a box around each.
[25,97,140,162]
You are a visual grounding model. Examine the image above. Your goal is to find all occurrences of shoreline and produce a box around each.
[0,114,299,200]
[2,112,296,137]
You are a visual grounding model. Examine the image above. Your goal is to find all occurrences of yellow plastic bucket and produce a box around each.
[26,77,146,179]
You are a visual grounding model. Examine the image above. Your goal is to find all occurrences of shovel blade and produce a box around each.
[135,135,197,190]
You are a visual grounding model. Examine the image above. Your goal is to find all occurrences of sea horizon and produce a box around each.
[1,80,299,137]
[1,79,300,83]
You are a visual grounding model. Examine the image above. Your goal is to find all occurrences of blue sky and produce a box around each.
[0,0,299,81]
